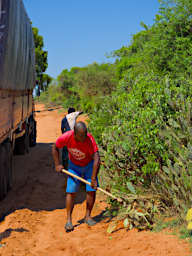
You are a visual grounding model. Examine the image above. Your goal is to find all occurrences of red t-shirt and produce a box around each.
[56,130,98,166]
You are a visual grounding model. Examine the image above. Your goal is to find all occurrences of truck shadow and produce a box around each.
[0,143,107,225]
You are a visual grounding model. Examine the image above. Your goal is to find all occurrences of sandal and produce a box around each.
[84,218,97,226]
[65,222,74,232]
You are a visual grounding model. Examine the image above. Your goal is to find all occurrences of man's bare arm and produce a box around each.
[91,151,100,189]
[52,143,63,172]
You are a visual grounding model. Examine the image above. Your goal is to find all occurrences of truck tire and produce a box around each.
[0,175,7,201]
[29,119,37,147]
[5,141,13,191]
[0,141,13,200]
[14,125,29,155]
[0,144,6,200]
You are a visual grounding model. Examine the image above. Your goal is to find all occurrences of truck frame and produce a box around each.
[0,0,37,200]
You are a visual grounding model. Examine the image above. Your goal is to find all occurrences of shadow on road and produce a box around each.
[0,228,29,243]
[0,143,89,221]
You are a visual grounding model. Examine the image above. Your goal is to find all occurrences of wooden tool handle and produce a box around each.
[61,169,122,202]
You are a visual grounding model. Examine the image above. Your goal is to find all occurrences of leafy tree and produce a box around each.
[75,63,116,111]
[32,27,48,91]
[42,62,117,111]
[42,74,53,91]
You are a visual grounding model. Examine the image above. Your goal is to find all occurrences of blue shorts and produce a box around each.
[66,160,99,193]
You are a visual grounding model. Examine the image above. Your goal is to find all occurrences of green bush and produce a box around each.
[89,74,192,215]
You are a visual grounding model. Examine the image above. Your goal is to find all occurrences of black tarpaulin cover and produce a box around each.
[0,0,36,90]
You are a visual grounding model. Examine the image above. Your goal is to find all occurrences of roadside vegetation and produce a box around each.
[38,0,192,232]
[32,27,52,91]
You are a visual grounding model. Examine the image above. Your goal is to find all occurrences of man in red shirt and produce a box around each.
[52,121,100,232]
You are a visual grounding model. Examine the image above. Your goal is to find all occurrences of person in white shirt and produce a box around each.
[61,108,83,169]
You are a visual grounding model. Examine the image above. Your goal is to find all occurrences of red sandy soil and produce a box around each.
[0,104,191,256]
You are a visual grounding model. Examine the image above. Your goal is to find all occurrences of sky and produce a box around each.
[23,0,160,79]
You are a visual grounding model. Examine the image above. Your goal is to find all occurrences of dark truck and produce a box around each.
[0,0,37,200]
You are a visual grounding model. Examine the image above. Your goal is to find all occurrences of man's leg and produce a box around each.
[83,161,99,226]
[66,192,76,223]
[65,168,80,231]
[84,191,96,224]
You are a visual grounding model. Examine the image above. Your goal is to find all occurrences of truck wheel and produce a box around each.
[29,119,36,147]
[0,142,10,200]
[0,175,7,201]
[5,141,13,191]
[14,126,29,155]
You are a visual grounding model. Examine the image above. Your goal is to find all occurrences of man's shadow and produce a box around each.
[0,228,29,243]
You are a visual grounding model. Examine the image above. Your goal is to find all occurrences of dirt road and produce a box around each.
[0,104,191,256]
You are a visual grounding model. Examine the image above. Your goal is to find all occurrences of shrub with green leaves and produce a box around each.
[152,96,192,215]
[91,74,192,210]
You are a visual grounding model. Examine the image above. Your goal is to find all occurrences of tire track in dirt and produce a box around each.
[0,104,190,256]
